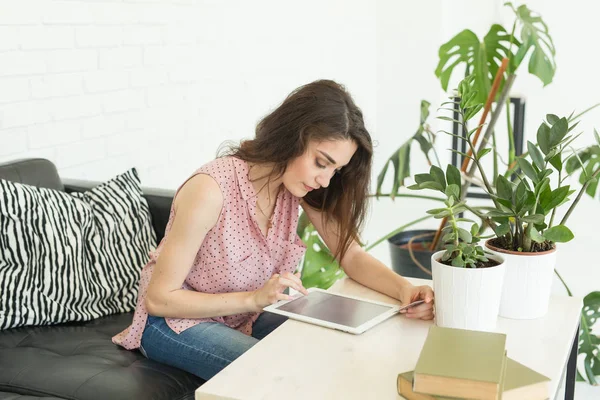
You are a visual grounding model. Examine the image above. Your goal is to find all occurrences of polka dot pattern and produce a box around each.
[112,156,307,350]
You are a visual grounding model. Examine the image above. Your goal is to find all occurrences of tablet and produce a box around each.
[262,287,402,334]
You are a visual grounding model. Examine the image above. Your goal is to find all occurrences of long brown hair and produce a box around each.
[219,79,373,263]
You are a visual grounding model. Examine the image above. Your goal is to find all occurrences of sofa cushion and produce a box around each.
[0,312,204,400]
[0,169,156,330]
[0,159,63,192]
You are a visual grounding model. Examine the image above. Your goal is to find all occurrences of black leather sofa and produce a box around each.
[0,159,205,400]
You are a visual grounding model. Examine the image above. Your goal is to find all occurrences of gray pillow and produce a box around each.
[0,168,156,330]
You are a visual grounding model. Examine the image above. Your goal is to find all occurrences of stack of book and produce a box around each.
[397,326,550,400]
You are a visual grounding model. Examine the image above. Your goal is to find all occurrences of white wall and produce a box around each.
[1,0,598,305]
[1,0,599,392]
[0,0,376,188]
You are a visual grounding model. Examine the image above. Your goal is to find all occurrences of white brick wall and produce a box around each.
[0,0,206,186]
[0,0,378,190]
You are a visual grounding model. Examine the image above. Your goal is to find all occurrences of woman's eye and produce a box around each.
[315,160,326,169]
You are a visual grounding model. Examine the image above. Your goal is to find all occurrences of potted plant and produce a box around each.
[417,163,505,332]
[373,1,557,278]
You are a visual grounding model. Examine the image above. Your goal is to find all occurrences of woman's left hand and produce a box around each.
[398,284,435,320]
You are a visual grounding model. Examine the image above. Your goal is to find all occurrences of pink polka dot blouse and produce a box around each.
[112,156,307,350]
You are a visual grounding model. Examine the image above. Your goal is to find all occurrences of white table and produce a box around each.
[195,277,582,400]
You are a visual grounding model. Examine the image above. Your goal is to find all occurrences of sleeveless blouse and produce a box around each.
[112,156,307,350]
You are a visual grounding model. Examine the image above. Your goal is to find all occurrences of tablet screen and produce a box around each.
[275,291,394,328]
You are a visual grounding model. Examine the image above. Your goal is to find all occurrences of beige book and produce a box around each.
[399,357,550,400]
[413,326,507,400]
[397,371,458,399]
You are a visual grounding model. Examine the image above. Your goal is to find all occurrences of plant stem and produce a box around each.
[554,269,573,296]
[448,205,460,248]
[548,170,561,228]
[506,96,516,170]
[364,215,433,252]
[425,127,442,167]
[369,193,446,202]
[492,129,499,182]
[559,167,600,226]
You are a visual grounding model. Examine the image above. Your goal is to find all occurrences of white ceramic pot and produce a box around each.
[431,250,505,332]
[485,240,557,319]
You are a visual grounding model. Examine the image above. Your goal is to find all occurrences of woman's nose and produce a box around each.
[315,172,332,188]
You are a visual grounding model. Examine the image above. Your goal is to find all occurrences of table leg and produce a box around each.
[564,324,579,400]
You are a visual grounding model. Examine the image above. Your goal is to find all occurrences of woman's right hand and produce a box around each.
[252,272,309,311]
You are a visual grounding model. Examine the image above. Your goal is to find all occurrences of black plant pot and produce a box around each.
[388,229,436,279]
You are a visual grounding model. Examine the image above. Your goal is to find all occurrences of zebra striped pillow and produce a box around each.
[0,168,157,330]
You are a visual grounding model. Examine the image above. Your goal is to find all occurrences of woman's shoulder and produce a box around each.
[197,155,238,175]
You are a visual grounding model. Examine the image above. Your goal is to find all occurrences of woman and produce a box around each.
[112,79,434,380]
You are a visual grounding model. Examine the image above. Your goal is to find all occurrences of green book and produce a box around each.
[503,358,549,400]
[413,326,507,400]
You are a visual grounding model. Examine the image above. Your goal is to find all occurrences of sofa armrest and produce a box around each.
[63,178,174,243]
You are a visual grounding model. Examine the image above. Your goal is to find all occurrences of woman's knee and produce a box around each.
[141,320,258,380]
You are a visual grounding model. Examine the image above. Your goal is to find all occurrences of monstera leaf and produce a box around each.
[298,223,345,290]
[507,2,556,86]
[577,291,600,384]
[376,100,435,199]
[436,3,556,102]
[435,24,516,104]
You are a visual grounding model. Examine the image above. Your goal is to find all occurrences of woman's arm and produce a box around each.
[146,174,305,319]
[300,201,434,320]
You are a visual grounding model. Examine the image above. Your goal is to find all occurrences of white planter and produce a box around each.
[431,250,505,332]
[485,240,557,319]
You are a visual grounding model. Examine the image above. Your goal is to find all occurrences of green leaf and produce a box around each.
[445,184,460,201]
[430,165,446,191]
[546,114,559,125]
[537,122,551,155]
[299,224,345,289]
[548,117,569,148]
[548,154,562,171]
[446,164,461,187]
[522,214,545,224]
[437,116,462,124]
[527,141,545,170]
[470,223,480,237]
[457,228,473,243]
[435,25,517,104]
[496,223,510,237]
[296,211,310,237]
[486,209,514,218]
[426,207,449,215]
[418,181,445,192]
[420,99,431,124]
[496,175,514,201]
[517,158,538,183]
[514,180,530,213]
[477,147,492,160]
[509,3,556,86]
[578,291,600,385]
[540,186,570,213]
[495,197,515,212]
[452,256,465,268]
[543,225,574,243]
[414,173,433,184]
[528,226,545,243]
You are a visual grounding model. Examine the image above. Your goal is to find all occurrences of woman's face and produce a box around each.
[283,138,357,197]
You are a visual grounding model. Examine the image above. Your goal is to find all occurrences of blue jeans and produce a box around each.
[140,312,288,380]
